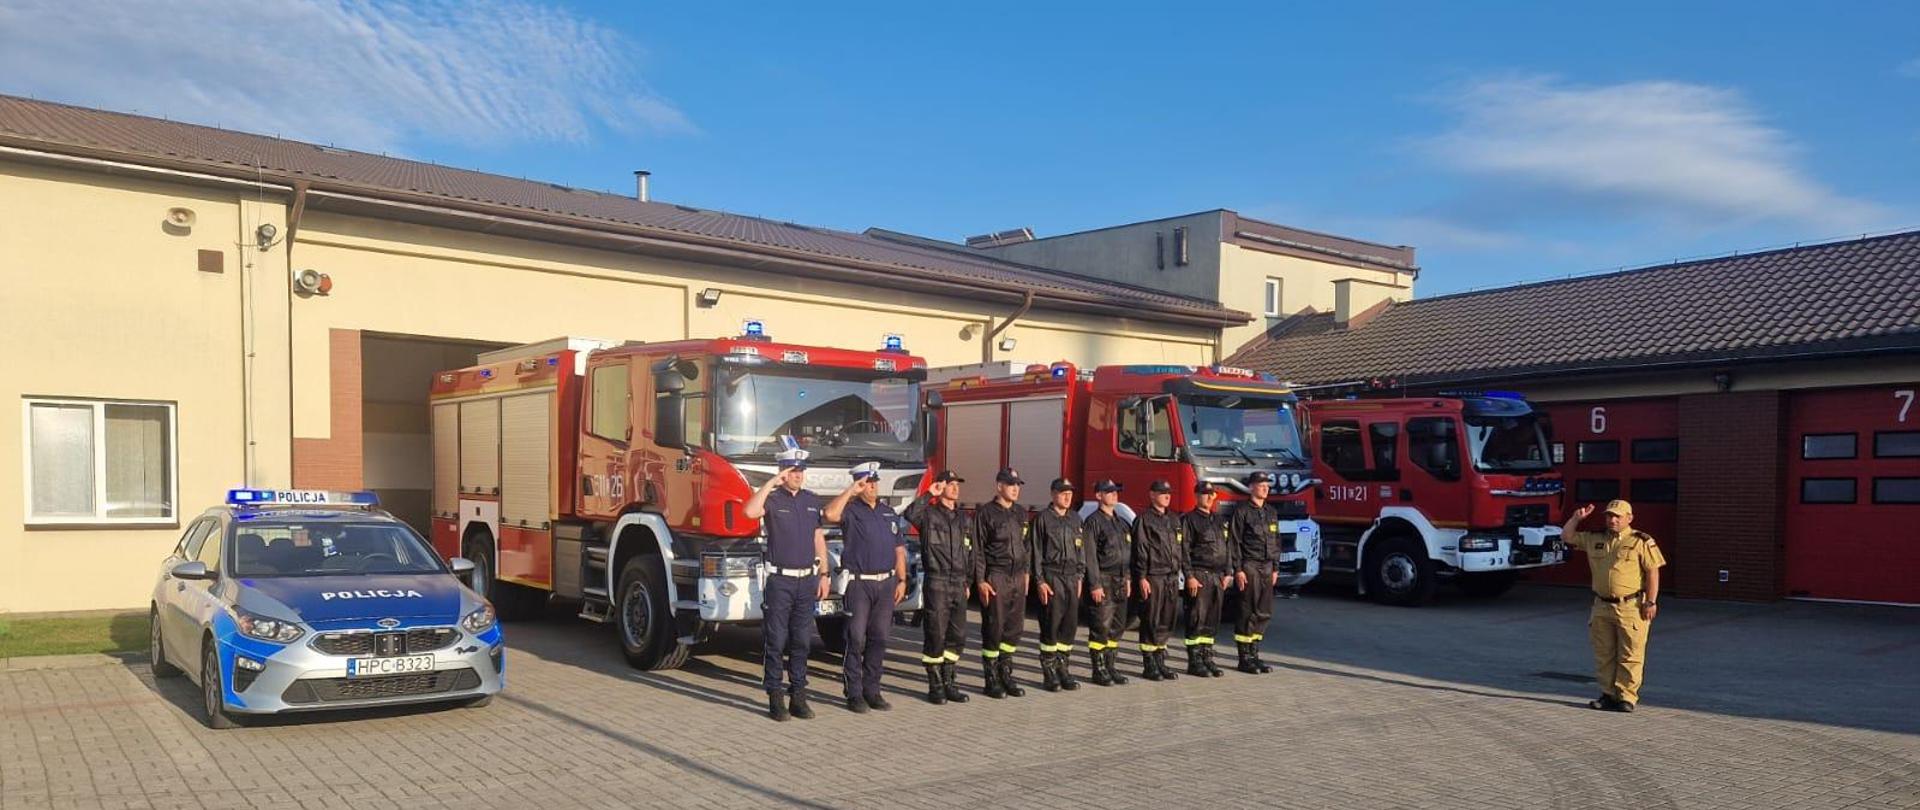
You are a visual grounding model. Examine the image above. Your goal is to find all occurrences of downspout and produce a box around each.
[283,181,309,486]
[983,291,1034,363]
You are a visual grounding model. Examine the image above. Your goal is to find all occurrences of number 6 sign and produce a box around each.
[1589,406,1607,434]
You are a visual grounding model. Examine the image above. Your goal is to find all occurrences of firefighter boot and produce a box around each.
[982,657,1006,699]
[1252,644,1274,674]
[788,688,815,720]
[1186,646,1208,677]
[1237,643,1260,674]
[1203,646,1225,678]
[1089,649,1112,686]
[1058,652,1080,691]
[940,662,969,703]
[1158,650,1179,681]
[1106,649,1130,685]
[924,664,947,705]
[767,690,790,722]
[998,655,1027,697]
[1040,652,1062,693]
[1142,650,1164,681]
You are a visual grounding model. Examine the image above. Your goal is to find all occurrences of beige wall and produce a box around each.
[1,159,1216,612]
[1219,243,1414,352]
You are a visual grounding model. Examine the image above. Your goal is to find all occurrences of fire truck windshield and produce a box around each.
[1465,414,1552,472]
[1180,395,1307,466]
[714,367,923,465]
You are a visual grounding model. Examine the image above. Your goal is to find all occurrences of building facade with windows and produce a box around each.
[1228,233,1920,604]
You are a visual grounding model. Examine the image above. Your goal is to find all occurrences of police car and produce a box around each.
[148,490,504,728]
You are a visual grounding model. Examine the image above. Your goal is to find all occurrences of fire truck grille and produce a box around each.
[1279,533,1298,553]
[1275,500,1309,520]
[310,627,460,657]
[1504,505,1549,528]
[282,668,481,704]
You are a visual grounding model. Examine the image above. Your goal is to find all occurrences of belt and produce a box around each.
[1594,591,1643,604]
[851,571,894,582]
[1041,565,1083,577]
[771,566,818,577]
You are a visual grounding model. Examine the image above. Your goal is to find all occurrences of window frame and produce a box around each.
[1262,278,1282,318]
[586,363,631,443]
[1801,433,1858,460]
[1872,477,1920,505]
[1576,440,1621,464]
[1574,479,1621,503]
[1799,477,1857,505]
[1630,438,1679,463]
[21,397,179,527]
[1873,431,1920,459]
[1628,478,1679,504]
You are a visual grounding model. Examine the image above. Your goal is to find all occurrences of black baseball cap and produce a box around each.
[1194,481,1220,495]
[932,469,966,483]
[1244,472,1275,486]
[995,468,1026,485]
[1094,479,1123,493]
[1148,480,1173,494]
[1050,478,1075,493]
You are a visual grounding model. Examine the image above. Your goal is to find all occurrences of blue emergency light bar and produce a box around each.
[227,489,379,507]
[740,319,770,341]
[880,333,907,354]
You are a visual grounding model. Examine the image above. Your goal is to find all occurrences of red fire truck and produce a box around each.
[427,326,931,669]
[1305,392,1567,605]
[927,362,1322,588]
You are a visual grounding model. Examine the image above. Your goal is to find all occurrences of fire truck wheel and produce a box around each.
[814,616,847,656]
[616,556,690,670]
[1365,536,1437,607]
[1457,571,1519,598]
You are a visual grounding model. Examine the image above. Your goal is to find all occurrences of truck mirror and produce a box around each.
[925,390,944,410]
[674,358,699,380]
[655,394,686,449]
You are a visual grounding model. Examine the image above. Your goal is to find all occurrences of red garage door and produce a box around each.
[1784,384,1920,604]
[1535,398,1680,587]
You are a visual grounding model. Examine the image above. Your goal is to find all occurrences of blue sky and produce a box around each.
[3,1,1915,295]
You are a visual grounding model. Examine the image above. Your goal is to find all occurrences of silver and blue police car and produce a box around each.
[148,489,504,728]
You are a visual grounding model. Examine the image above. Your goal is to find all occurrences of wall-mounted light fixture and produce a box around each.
[697,287,723,307]
[998,337,1018,352]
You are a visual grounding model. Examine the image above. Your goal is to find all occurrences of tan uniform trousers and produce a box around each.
[1589,598,1651,705]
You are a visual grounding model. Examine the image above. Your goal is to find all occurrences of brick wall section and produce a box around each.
[292,329,364,489]
[1674,391,1785,600]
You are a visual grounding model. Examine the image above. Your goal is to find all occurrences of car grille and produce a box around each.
[281,668,481,705]
[1504,505,1549,528]
[310,627,460,657]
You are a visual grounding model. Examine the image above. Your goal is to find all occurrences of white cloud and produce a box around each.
[1423,75,1889,232]
[0,0,690,153]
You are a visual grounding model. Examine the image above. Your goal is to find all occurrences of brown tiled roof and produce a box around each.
[0,94,1244,326]
[1226,232,1920,385]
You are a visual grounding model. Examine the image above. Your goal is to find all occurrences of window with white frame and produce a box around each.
[23,398,177,524]
[1263,277,1283,317]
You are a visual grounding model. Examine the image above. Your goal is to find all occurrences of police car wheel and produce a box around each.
[200,642,238,730]
[148,607,181,678]
[616,556,689,670]
[1366,536,1436,607]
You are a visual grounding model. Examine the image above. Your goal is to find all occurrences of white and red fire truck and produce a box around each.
[427,326,931,669]
[1305,392,1567,605]
[927,362,1322,589]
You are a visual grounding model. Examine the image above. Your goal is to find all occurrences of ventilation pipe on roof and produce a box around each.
[1333,279,1356,325]
[634,170,651,202]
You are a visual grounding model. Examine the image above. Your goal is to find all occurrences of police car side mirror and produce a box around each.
[448,557,477,577]
[169,561,215,581]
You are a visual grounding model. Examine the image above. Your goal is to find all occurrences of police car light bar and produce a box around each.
[227,489,379,507]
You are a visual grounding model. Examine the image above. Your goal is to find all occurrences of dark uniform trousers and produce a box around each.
[842,576,895,699]
[980,569,1025,660]
[1087,569,1129,654]
[919,574,969,665]
[1138,573,1182,652]
[1038,569,1082,654]
[1183,569,1225,648]
[1235,562,1275,644]
[761,574,816,692]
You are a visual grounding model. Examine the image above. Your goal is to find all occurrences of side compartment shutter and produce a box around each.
[431,403,459,517]
[500,392,552,528]
[459,399,501,495]
[1006,398,1067,509]
[944,403,1006,508]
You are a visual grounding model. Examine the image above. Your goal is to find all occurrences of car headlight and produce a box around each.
[235,608,305,643]
[462,603,497,634]
[1459,536,1500,552]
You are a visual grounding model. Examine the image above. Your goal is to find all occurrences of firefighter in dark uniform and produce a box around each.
[1230,471,1283,675]
[1181,481,1233,678]
[1131,480,1184,682]
[1030,478,1092,692]
[972,468,1031,698]
[823,463,909,714]
[741,445,828,721]
[1082,479,1132,686]
[901,470,972,705]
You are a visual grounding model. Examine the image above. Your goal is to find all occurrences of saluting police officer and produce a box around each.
[823,463,909,714]
[1180,482,1233,678]
[1230,471,1283,674]
[901,470,972,705]
[1131,480,1184,682]
[1030,478,1092,692]
[1561,500,1666,713]
[972,468,1031,698]
[1082,479,1132,686]
[742,444,828,721]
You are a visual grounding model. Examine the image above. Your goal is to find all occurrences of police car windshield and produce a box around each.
[715,367,923,464]
[1181,395,1306,465]
[1465,414,1552,472]
[228,522,444,578]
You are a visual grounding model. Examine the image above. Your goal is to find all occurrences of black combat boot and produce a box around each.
[1203,646,1224,678]
[1089,649,1112,686]
[940,662,969,703]
[982,656,1006,699]
[1186,646,1208,677]
[1142,648,1163,681]
[925,664,947,705]
[768,690,790,722]
[1106,649,1130,685]
[1157,651,1179,681]
[998,655,1026,697]
[1040,652,1062,692]
[788,688,814,719]
[1237,642,1260,674]
[1251,643,1273,674]
[1058,652,1080,691]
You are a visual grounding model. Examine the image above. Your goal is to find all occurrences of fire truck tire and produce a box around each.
[814,616,847,656]
[1364,535,1437,607]
[1457,571,1519,599]
[616,556,690,670]
[464,539,544,621]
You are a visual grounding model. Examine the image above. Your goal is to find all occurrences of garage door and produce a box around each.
[1535,398,1680,587]
[1784,384,1920,604]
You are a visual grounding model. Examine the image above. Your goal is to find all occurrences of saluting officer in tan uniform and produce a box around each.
[1561,499,1666,712]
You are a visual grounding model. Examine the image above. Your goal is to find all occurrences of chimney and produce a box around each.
[1333,279,1356,325]
[634,170,651,202]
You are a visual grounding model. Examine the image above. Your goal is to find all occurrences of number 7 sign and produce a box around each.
[1897,389,1915,423]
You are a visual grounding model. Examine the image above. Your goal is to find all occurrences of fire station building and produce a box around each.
[1228,233,1920,605]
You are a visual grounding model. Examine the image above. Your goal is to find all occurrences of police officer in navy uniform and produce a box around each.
[1082,479,1132,686]
[1131,480,1184,682]
[972,468,1031,698]
[742,443,828,721]
[823,462,909,713]
[1181,481,1233,678]
[1029,478,1092,692]
[1230,471,1283,675]
[901,470,972,705]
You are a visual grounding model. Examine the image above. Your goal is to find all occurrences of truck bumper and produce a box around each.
[1454,526,1565,573]
[1276,519,1321,587]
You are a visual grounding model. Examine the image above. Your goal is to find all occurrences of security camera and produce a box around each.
[293,268,333,296]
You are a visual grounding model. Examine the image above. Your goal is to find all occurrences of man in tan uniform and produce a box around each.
[1561,499,1666,712]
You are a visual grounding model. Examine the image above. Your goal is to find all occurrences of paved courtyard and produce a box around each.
[2,584,1917,809]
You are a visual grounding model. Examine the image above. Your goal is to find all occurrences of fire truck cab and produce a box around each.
[428,326,930,670]
[1307,392,1566,605]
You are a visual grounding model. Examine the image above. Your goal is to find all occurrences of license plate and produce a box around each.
[815,599,842,616]
[346,654,435,678]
